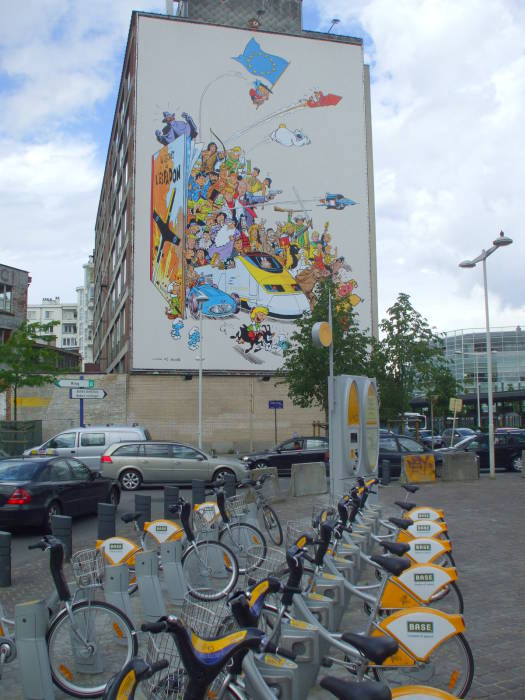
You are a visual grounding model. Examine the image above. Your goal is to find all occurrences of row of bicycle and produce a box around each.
[105,476,474,699]
[0,476,473,699]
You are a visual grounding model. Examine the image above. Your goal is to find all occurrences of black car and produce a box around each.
[0,456,120,530]
[378,434,443,478]
[241,436,329,477]
[413,429,443,449]
[441,427,477,447]
[440,432,524,471]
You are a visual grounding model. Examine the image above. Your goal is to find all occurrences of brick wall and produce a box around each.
[13,373,324,450]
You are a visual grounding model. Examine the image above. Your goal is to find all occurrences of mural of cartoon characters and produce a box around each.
[188,327,200,350]
[155,111,198,145]
[232,306,274,354]
[171,318,184,338]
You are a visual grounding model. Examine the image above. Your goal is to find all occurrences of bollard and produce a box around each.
[222,472,236,498]
[134,493,151,529]
[164,486,180,519]
[51,514,73,561]
[192,479,206,506]
[135,550,167,622]
[161,540,188,606]
[104,563,135,626]
[0,531,12,587]
[15,600,55,699]
[381,459,391,486]
[97,502,116,540]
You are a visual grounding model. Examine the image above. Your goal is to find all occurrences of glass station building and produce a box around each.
[443,326,525,428]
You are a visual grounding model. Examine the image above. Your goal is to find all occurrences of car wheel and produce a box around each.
[108,486,120,506]
[231,293,241,314]
[510,455,522,472]
[44,501,62,533]
[253,460,269,470]
[119,469,142,491]
[189,296,200,319]
[213,467,236,484]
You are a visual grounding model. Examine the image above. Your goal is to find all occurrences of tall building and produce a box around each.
[0,263,30,343]
[76,255,95,369]
[93,0,377,376]
[27,297,79,350]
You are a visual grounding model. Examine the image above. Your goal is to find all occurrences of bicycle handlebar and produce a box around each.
[141,620,168,634]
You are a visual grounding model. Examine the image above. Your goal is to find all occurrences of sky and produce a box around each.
[1,0,524,334]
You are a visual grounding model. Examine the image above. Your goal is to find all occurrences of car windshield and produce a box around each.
[454,436,477,449]
[0,461,40,481]
[244,252,283,273]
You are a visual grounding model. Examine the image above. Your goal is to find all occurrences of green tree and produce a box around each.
[372,293,452,423]
[279,278,370,417]
[0,321,63,420]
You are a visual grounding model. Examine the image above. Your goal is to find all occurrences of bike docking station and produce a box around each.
[15,600,55,700]
[103,563,135,627]
[135,549,167,623]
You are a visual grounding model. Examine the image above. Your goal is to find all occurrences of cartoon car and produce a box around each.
[197,252,309,319]
[186,283,239,319]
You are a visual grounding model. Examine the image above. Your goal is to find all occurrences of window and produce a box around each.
[114,443,142,456]
[49,432,76,449]
[398,437,424,453]
[379,437,399,453]
[63,323,76,334]
[306,438,328,449]
[122,254,127,286]
[0,284,12,313]
[47,460,72,481]
[281,439,302,451]
[172,445,204,460]
[68,459,91,480]
[144,444,172,458]
[80,432,106,447]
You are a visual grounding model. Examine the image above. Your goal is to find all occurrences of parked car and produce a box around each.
[441,427,477,447]
[378,434,443,478]
[24,424,151,471]
[0,455,120,531]
[413,429,443,449]
[100,441,250,490]
[241,436,329,477]
[438,432,524,471]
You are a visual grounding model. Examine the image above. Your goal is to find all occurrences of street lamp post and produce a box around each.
[194,292,209,450]
[459,231,513,478]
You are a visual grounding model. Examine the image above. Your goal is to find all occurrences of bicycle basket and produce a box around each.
[285,518,315,549]
[145,632,187,700]
[225,493,250,520]
[71,548,105,588]
[192,502,220,536]
[254,478,274,506]
[181,593,239,638]
[243,545,288,589]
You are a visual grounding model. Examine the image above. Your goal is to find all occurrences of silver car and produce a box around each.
[100,441,250,491]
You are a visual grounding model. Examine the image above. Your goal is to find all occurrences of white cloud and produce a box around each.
[311,0,525,331]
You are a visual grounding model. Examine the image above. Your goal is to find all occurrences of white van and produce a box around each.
[24,425,151,471]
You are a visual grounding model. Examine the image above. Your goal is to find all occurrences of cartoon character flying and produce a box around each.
[233,39,289,108]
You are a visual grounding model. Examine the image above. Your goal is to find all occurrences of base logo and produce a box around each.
[414,543,431,552]
[417,512,431,519]
[414,572,435,584]
[109,542,124,550]
[155,525,168,532]
[416,524,431,532]
[407,621,434,634]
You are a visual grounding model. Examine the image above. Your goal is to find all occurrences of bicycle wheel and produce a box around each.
[47,600,137,698]
[219,522,267,575]
[374,632,474,698]
[428,581,464,615]
[182,540,239,600]
[259,505,283,546]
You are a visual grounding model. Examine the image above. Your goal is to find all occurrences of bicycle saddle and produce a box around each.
[389,516,413,530]
[394,500,417,511]
[402,484,419,494]
[121,511,142,523]
[339,632,398,665]
[370,554,411,577]
[380,541,410,556]
[320,676,392,700]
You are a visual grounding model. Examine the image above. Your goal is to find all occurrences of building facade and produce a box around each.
[93,1,377,375]
[444,327,525,427]
[27,297,79,350]
[76,255,95,369]
[0,263,30,343]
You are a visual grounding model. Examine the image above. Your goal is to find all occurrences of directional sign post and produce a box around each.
[268,400,284,444]
[69,388,107,400]
[55,379,95,389]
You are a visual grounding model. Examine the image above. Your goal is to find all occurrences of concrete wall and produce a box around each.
[12,373,324,450]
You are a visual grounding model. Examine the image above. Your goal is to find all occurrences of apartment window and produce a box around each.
[122,207,127,236]
[121,308,126,337]
[112,245,116,270]
[122,254,127,286]
[116,271,121,298]
[0,284,13,312]
[27,310,36,319]
[123,157,128,187]
[63,323,77,334]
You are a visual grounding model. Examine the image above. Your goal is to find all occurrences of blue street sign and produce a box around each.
[268,400,284,409]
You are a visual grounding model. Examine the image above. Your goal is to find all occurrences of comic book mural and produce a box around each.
[134,20,374,370]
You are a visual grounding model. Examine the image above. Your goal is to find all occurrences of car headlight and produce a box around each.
[242,456,250,461]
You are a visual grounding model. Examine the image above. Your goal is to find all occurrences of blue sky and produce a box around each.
[1,0,524,332]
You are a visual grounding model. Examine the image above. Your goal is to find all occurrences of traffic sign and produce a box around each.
[56,379,95,389]
[268,400,283,409]
[69,388,107,400]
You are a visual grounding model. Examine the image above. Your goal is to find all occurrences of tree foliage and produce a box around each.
[279,278,370,417]
[0,322,63,420]
[371,293,456,422]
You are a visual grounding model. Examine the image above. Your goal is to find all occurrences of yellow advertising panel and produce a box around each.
[402,454,436,483]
